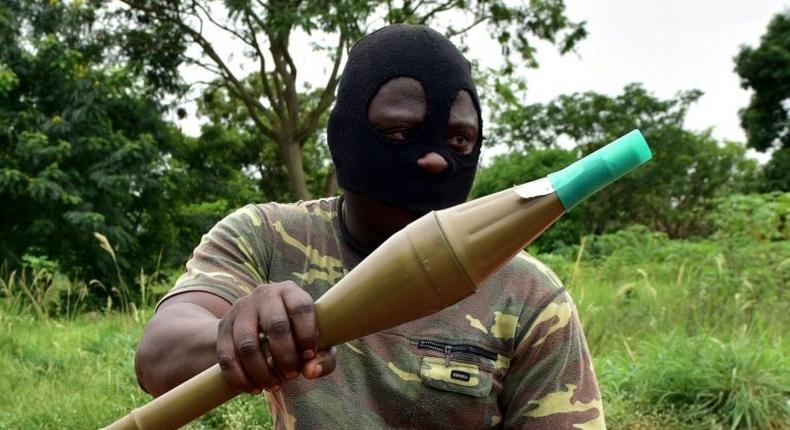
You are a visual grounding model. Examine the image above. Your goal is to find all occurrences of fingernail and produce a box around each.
[270,385,281,392]
[286,371,298,380]
[312,364,323,379]
[302,350,316,360]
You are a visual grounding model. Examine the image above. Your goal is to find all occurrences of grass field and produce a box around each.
[1,228,788,429]
[0,310,273,429]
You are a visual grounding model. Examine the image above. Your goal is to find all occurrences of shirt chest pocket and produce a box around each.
[409,340,501,429]
[419,357,493,397]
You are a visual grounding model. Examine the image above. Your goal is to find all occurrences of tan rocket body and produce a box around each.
[314,178,565,350]
[105,130,651,430]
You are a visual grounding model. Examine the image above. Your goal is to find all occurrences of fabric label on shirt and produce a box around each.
[451,370,471,382]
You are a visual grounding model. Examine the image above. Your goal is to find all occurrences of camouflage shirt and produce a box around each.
[163,197,605,429]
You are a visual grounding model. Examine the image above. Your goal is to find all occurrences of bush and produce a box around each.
[600,334,789,429]
[709,193,790,242]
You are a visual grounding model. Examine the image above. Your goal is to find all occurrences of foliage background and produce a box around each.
[0,0,788,428]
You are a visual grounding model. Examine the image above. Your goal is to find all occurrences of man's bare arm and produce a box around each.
[135,292,229,396]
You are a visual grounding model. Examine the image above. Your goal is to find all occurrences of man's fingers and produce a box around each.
[302,347,337,379]
[216,316,258,394]
[282,288,318,360]
[232,306,281,391]
[258,294,301,380]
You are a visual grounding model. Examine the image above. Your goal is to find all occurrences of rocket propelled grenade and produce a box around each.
[105,130,651,430]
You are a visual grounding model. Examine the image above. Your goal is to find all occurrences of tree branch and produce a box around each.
[297,33,346,144]
[254,0,273,13]
[244,12,285,123]
[223,84,278,140]
[179,16,276,139]
[446,15,488,37]
[418,0,458,24]
[248,13,290,124]
[183,79,221,96]
[191,0,252,45]
[267,28,299,137]
[189,59,223,75]
[282,38,298,84]
[120,0,278,136]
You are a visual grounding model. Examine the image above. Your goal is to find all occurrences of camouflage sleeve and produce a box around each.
[500,290,605,429]
[158,205,272,307]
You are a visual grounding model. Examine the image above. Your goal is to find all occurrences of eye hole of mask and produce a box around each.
[446,89,480,154]
[367,77,426,141]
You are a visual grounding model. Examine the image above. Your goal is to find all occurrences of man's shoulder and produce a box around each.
[222,197,340,230]
[475,251,568,324]
[493,251,565,297]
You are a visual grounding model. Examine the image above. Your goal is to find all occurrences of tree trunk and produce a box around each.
[281,138,311,200]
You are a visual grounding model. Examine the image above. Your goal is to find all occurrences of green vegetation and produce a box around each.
[535,193,789,428]
[735,12,790,154]
[480,83,759,241]
[543,231,788,428]
[735,11,790,192]
[0,310,273,429]
[0,0,185,284]
[0,0,259,287]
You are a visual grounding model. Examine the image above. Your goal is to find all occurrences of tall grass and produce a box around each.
[0,234,169,321]
[540,226,789,429]
[0,237,270,428]
[0,310,273,429]
[91,232,168,318]
[0,262,88,320]
[599,333,788,429]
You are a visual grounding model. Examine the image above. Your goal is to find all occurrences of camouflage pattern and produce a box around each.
[162,197,605,429]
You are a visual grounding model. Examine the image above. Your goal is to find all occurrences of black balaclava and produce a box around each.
[328,24,483,215]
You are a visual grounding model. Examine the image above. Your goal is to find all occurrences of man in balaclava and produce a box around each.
[135,24,605,430]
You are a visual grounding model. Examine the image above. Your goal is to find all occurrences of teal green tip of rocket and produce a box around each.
[548,129,652,209]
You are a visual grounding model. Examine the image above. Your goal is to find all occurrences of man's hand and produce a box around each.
[216,281,337,394]
[135,282,336,397]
